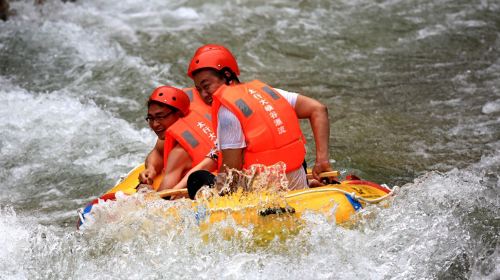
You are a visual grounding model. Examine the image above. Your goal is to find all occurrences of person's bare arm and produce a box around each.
[219,148,244,173]
[139,139,164,185]
[157,143,192,192]
[171,157,218,190]
[294,95,332,180]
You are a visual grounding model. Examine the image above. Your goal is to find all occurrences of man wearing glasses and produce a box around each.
[139,86,215,193]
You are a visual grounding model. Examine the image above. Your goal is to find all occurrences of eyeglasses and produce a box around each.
[145,111,175,123]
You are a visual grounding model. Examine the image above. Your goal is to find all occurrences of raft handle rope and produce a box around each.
[284,186,398,204]
[200,186,398,213]
[259,206,296,216]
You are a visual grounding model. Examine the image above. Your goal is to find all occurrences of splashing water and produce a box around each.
[0,0,499,279]
[212,162,290,195]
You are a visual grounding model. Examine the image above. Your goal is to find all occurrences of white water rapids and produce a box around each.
[0,0,498,279]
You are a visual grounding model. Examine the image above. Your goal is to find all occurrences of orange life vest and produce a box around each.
[163,89,216,170]
[183,87,222,166]
[212,80,306,172]
[182,87,212,120]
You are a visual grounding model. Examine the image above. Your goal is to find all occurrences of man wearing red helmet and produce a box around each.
[139,85,215,192]
[186,44,332,190]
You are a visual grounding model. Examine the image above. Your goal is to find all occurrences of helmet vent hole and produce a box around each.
[172,97,177,101]
[195,60,199,64]
[159,93,163,96]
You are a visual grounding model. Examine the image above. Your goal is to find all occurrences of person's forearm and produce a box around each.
[172,158,217,190]
[220,148,244,172]
[158,169,182,192]
[145,149,163,174]
[310,104,330,163]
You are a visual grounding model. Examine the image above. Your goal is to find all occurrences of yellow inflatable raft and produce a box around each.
[77,164,394,240]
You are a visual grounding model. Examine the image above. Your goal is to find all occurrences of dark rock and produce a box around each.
[0,0,9,21]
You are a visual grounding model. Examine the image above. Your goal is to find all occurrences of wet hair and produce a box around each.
[192,67,240,85]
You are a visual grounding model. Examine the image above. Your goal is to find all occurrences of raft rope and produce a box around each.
[284,186,398,204]
[203,186,398,213]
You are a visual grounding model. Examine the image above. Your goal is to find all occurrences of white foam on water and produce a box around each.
[0,78,155,210]
[415,24,447,40]
[0,207,30,279]
[3,0,197,92]
[1,0,499,279]
[429,98,463,106]
[40,20,124,63]
[482,100,500,114]
[0,147,493,279]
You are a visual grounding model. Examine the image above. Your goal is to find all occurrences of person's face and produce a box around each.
[146,103,179,140]
[193,69,226,105]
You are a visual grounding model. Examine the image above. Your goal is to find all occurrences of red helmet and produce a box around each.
[187,44,240,79]
[148,86,190,116]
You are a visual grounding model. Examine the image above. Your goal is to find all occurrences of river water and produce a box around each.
[0,0,499,279]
